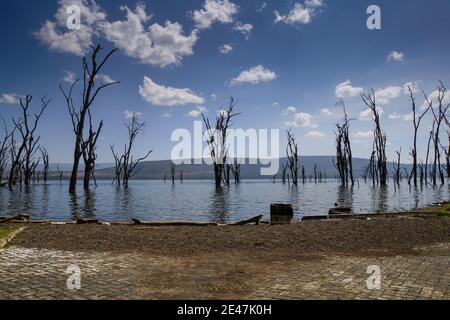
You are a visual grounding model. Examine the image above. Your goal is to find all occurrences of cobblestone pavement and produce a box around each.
[0,243,448,300]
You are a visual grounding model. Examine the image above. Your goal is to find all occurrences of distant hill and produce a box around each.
[91,156,413,180]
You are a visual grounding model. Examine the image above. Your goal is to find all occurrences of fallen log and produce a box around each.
[74,218,99,224]
[131,219,218,226]
[0,214,30,224]
[229,215,263,226]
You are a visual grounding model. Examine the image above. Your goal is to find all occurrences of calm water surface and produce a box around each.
[0,180,449,222]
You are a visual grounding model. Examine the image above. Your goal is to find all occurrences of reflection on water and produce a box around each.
[0,180,448,222]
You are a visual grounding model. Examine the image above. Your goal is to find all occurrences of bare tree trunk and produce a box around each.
[40,147,49,184]
[60,45,119,194]
[286,129,298,185]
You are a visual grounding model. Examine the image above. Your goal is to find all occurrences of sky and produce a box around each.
[0,0,450,164]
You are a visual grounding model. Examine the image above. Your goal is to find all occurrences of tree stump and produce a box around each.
[270,203,294,224]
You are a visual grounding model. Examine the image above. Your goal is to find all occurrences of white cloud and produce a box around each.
[219,44,233,54]
[282,106,297,115]
[388,112,413,121]
[211,93,218,100]
[101,5,198,68]
[0,93,22,105]
[124,110,142,118]
[187,106,209,117]
[233,22,253,38]
[162,112,172,118]
[353,130,373,139]
[257,2,267,13]
[335,80,363,99]
[62,70,77,83]
[274,0,324,25]
[403,81,420,94]
[230,65,277,86]
[320,108,333,116]
[387,51,404,62]
[375,86,402,105]
[421,89,450,110]
[192,0,238,30]
[272,102,280,107]
[34,0,106,56]
[95,73,116,84]
[139,76,205,107]
[359,107,384,121]
[285,112,316,128]
[306,130,325,138]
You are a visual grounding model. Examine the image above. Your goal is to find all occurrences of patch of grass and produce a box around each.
[416,202,450,217]
[0,226,22,247]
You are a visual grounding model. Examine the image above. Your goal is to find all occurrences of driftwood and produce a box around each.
[0,214,30,223]
[74,218,99,224]
[229,215,263,226]
[131,215,263,227]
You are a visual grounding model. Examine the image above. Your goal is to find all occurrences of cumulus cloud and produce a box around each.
[387,51,404,62]
[187,106,209,117]
[95,73,117,84]
[124,110,142,118]
[192,0,238,30]
[274,0,324,25]
[421,88,450,110]
[139,76,205,107]
[230,65,277,86]
[335,80,363,99]
[353,130,373,138]
[320,108,333,116]
[101,4,198,68]
[257,2,268,13]
[374,86,403,105]
[219,44,233,54]
[233,22,253,38]
[281,106,297,115]
[0,93,22,105]
[34,0,106,56]
[388,112,414,121]
[285,112,316,128]
[359,107,384,121]
[62,70,77,83]
[306,130,325,138]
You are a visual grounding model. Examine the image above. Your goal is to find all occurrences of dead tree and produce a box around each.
[362,89,387,186]
[82,111,103,189]
[202,98,240,189]
[40,147,49,184]
[60,45,119,194]
[393,149,402,185]
[231,159,241,184]
[110,114,152,189]
[407,85,431,186]
[179,168,184,183]
[110,144,123,186]
[280,162,288,184]
[171,163,176,185]
[286,129,298,185]
[334,101,354,186]
[8,95,50,189]
[0,117,14,184]
[57,164,63,183]
[424,81,449,186]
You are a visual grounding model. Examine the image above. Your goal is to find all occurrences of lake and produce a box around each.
[0,180,449,222]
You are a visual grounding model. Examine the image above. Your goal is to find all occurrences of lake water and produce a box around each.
[0,180,449,222]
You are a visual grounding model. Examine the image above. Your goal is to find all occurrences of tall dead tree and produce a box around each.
[171,163,176,185]
[231,159,241,184]
[362,89,387,186]
[8,95,50,189]
[393,149,402,185]
[202,98,240,189]
[407,86,431,186]
[423,81,449,186]
[286,129,298,185]
[0,117,14,184]
[333,101,354,186]
[60,45,118,194]
[57,164,63,183]
[40,147,49,184]
[82,111,103,189]
[110,114,152,189]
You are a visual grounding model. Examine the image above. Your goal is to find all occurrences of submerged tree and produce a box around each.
[362,89,388,186]
[286,129,298,186]
[333,100,354,187]
[40,147,49,184]
[231,159,241,184]
[82,111,103,189]
[110,114,152,189]
[8,95,50,189]
[0,117,14,184]
[202,98,240,189]
[60,45,118,194]
[407,85,431,186]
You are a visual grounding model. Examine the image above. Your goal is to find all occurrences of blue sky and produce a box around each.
[0,0,449,163]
